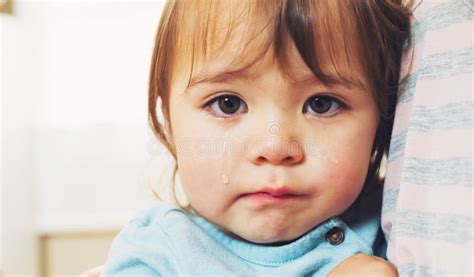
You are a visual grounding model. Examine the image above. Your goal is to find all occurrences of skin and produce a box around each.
[168,42,379,244]
[328,254,398,276]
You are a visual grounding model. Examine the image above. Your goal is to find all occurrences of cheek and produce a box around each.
[169,93,234,218]
[328,138,374,182]
[175,141,231,215]
[324,154,369,201]
[314,122,377,212]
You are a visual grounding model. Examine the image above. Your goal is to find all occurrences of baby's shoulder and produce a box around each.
[103,201,189,275]
[111,201,185,246]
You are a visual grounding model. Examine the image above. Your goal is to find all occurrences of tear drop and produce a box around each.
[222,174,229,184]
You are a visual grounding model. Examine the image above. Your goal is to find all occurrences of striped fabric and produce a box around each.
[382,0,473,276]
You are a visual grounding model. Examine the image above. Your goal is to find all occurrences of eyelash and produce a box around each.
[202,94,347,119]
[202,94,249,119]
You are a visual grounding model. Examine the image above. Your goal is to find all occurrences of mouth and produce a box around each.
[238,187,304,203]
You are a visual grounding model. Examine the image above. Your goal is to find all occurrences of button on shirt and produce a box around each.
[326,227,345,245]
[104,186,386,276]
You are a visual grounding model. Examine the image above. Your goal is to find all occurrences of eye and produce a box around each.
[303,95,345,117]
[205,94,248,118]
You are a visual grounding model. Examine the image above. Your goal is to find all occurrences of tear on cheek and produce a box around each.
[304,142,342,165]
[321,152,344,168]
[325,155,341,165]
[324,155,367,184]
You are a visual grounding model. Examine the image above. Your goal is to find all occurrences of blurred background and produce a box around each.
[1,0,172,275]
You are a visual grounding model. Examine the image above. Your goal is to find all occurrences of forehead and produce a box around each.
[186,43,328,91]
[169,0,369,94]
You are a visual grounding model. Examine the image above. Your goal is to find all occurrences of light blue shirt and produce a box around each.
[104,185,386,276]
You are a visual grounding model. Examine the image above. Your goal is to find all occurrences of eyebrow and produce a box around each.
[296,73,367,91]
[186,68,366,92]
[187,69,257,90]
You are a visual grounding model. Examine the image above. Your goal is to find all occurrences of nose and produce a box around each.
[247,124,304,166]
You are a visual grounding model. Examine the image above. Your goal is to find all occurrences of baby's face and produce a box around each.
[168,45,378,244]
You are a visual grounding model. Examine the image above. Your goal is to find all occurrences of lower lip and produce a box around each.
[239,192,299,203]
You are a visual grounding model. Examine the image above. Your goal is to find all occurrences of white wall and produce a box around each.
[1,1,171,275]
[1,3,40,274]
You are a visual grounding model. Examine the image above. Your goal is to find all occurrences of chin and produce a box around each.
[245,232,303,245]
[236,225,303,245]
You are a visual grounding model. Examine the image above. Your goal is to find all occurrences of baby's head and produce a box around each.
[149,0,409,244]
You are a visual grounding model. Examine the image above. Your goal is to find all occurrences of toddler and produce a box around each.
[104,0,410,275]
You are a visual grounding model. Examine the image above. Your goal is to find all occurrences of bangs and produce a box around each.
[168,0,370,92]
[278,0,369,89]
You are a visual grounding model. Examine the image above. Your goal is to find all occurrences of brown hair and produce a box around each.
[148,0,410,204]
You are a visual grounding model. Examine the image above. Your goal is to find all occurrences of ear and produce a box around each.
[152,96,177,158]
[164,120,175,151]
